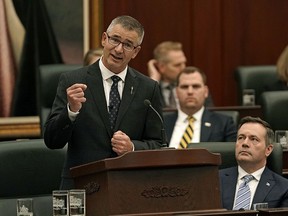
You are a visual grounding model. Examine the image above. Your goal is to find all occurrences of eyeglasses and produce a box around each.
[106,33,138,51]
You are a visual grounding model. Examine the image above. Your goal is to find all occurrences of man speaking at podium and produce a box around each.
[44,15,163,189]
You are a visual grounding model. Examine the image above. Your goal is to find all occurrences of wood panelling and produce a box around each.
[90,0,288,106]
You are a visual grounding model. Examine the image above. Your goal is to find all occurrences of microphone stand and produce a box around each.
[144,99,175,149]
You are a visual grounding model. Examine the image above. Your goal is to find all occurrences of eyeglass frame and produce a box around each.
[105,33,139,51]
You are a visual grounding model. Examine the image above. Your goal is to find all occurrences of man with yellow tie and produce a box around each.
[164,66,237,148]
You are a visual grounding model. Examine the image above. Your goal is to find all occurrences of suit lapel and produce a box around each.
[114,68,138,130]
[222,168,238,210]
[252,168,275,204]
[86,64,112,136]
[200,109,212,141]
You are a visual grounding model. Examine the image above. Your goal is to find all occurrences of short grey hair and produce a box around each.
[106,15,144,45]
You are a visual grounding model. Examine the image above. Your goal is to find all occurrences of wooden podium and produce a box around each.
[70,148,222,216]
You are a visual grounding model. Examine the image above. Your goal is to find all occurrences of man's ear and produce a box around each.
[157,62,166,75]
[101,32,107,47]
[131,46,141,59]
[265,144,274,157]
[204,85,209,98]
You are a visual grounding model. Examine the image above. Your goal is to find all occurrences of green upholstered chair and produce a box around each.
[214,110,239,125]
[234,65,278,105]
[260,91,288,131]
[0,139,66,198]
[38,64,82,135]
[188,142,283,175]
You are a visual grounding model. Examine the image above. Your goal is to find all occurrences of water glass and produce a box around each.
[53,190,69,216]
[275,130,288,149]
[242,89,255,106]
[17,198,33,216]
[69,189,86,216]
[253,202,268,210]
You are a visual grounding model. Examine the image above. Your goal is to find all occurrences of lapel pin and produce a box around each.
[130,86,134,94]
[266,182,270,187]
[205,122,211,127]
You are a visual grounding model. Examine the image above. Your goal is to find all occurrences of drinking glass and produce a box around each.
[275,130,288,149]
[17,198,33,216]
[253,202,268,210]
[53,190,69,216]
[242,89,255,106]
[69,189,86,216]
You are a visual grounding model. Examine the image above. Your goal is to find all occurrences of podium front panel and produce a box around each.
[75,166,220,215]
[71,149,222,215]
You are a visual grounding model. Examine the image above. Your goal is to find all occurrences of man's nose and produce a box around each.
[187,86,194,93]
[115,43,124,52]
[241,138,250,147]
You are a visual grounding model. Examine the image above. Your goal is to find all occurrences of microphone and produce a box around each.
[144,99,168,148]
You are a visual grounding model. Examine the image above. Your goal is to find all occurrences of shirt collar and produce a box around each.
[237,165,265,182]
[178,106,205,123]
[99,57,127,81]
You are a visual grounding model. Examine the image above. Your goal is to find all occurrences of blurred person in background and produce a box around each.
[264,44,288,91]
[83,48,103,66]
[147,41,213,109]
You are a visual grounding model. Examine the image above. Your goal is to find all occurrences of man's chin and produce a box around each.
[237,155,252,163]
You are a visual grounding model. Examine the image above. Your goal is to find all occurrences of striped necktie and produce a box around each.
[233,175,254,210]
[179,116,195,149]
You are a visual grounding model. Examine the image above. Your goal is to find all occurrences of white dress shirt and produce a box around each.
[233,166,265,209]
[169,106,205,148]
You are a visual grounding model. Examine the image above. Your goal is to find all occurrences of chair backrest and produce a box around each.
[234,65,278,105]
[188,142,283,175]
[0,139,66,198]
[260,91,288,131]
[214,110,239,125]
[38,64,82,134]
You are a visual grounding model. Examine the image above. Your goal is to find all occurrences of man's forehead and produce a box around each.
[179,72,204,83]
[109,25,139,41]
[238,123,266,136]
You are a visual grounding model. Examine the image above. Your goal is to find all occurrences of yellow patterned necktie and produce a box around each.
[179,116,195,149]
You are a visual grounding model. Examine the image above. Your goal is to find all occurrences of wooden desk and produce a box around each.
[0,116,41,140]
[258,208,288,216]
[114,209,258,216]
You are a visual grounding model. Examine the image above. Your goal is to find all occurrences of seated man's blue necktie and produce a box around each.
[109,75,121,130]
[233,175,254,210]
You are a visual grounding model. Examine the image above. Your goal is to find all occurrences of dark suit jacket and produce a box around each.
[44,61,163,189]
[164,109,237,144]
[219,167,288,209]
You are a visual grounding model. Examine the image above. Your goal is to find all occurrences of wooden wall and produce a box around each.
[90,0,288,106]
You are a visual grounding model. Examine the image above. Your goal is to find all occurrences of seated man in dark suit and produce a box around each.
[220,116,288,210]
[164,66,237,148]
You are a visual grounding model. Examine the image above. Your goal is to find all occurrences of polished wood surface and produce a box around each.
[0,116,40,140]
[258,208,288,216]
[71,149,222,216]
[114,209,258,216]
